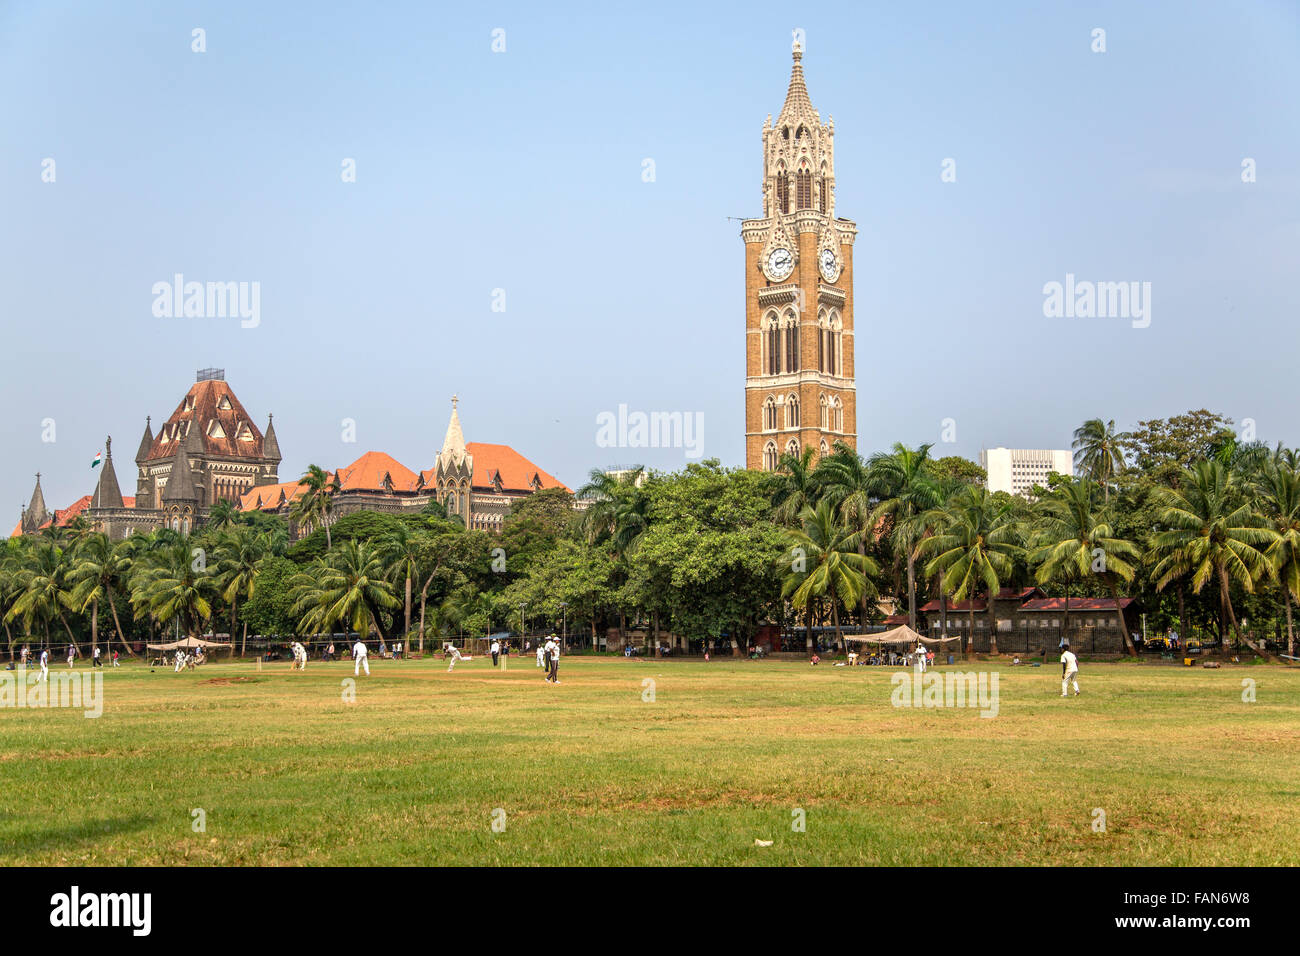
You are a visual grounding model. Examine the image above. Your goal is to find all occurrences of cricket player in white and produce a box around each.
[445,643,467,672]
[914,642,927,673]
[544,635,560,683]
[38,648,49,683]
[536,642,546,668]
[353,639,369,676]
[1061,644,1079,697]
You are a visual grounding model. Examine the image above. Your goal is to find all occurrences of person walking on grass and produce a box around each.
[353,638,370,677]
[92,645,102,668]
[536,641,546,669]
[490,638,500,667]
[67,644,76,669]
[544,633,561,684]
[914,641,927,673]
[1061,641,1080,697]
[38,648,49,683]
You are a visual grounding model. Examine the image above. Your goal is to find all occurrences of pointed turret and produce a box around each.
[263,413,281,464]
[92,437,125,510]
[135,416,154,466]
[162,445,199,503]
[22,473,49,532]
[438,395,469,470]
[777,37,819,127]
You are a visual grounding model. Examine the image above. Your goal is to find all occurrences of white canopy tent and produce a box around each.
[843,625,960,647]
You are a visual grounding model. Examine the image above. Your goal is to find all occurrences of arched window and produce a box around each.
[819,176,829,213]
[831,396,843,432]
[763,441,779,471]
[816,309,827,371]
[786,393,800,429]
[796,167,812,210]
[782,309,798,373]
[829,310,843,376]
[820,440,829,457]
[763,311,780,375]
[763,396,778,431]
[776,171,790,214]
[819,394,830,429]
[785,438,800,458]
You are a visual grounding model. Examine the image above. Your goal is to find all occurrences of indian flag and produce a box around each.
[91,451,102,469]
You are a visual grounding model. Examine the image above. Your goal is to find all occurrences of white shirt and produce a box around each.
[490,641,500,654]
[1061,650,1078,673]
[94,647,101,658]
[545,640,559,659]
[353,641,367,658]
[40,651,48,666]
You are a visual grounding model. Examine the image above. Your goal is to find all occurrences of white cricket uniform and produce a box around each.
[544,639,560,682]
[446,645,464,671]
[353,640,369,676]
[38,650,49,682]
[1061,650,1079,696]
[915,644,927,673]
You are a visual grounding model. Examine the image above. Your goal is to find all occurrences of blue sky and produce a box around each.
[2,0,1298,522]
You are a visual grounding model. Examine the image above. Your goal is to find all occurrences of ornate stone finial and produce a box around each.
[452,394,459,410]
[106,436,112,457]
[147,416,151,426]
[792,29,803,58]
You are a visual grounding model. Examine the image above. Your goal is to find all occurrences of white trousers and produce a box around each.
[355,656,369,676]
[1062,672,1079,695]
[39,664,48,682]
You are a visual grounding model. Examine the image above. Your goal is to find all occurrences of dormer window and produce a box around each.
[207,420,227,439]
[217,395,232,411]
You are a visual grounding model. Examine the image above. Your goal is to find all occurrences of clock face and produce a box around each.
[767,248,794,281]
[819,248,838,281]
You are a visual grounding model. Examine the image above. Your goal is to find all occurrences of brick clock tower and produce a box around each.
[743,38,857,471]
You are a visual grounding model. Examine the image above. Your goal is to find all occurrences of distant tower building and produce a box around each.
[743,37,857,470]
[435,395,474,525]
[980,448,1074,497]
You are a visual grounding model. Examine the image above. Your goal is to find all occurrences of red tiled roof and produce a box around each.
[239,480,311,513]
[335,451,420,493]
[147,380,265,461]
[9,494,136,537]
[467,442,570,493]
[1020,597,1133,612]
[919,598,987,612]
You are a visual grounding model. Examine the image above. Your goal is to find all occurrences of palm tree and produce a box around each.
[918,486,1022,656]
[779,499,879,655]
[1256,462,1300,657]
[292,464,341,549]
[216,526,270,656]
[817,442,878,629]
[771,446,820,527]
[577,467,648,645]
[68,533,137,658]
[128,536,221,640]
[868,443,943,630]
[6,542,78,646]
[1029,479,1140,654]
[288,540,399,648]
[207,499,239,531]
[381,524,425,651]
[1149,461,1277,655]
[1072,418,1129,502]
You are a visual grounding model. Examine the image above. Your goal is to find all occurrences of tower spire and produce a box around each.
[93,436,125,510]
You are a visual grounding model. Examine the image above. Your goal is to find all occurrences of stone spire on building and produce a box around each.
[162,444,199,503]
[135,416,154,466]
[22,473,49,532]
[92,436,125,510]
[263,413,281,464]
[777,35,819,127]
[438,395,469,470]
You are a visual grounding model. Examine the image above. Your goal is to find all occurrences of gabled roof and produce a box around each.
[467,442,570,493]
[336,451,420,493]
[147,379,266,461]
[238,480,309,513]
[919,598,987,613]
[162,446,199,502]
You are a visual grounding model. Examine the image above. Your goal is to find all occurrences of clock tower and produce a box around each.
[743,37,857,471]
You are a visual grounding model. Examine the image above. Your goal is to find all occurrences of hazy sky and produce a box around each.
[2,0,1298,524]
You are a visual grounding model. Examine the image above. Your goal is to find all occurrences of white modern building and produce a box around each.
[980,448,1073,497]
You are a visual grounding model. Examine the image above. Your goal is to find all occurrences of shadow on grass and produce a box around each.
[0,813,156,858]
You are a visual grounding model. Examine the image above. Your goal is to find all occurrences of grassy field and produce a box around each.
[3,654,1298,866]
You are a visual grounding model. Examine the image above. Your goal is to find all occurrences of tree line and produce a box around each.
[2,410,1297,660]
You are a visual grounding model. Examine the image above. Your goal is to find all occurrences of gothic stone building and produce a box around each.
[744,40,858,471]
[239,396,571,536]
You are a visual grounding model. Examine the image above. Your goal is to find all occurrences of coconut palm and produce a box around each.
[292,464,341,550]
[868,443,943,630]
[6,542,79,646]
[381,524,426,649]
[816,442,878,627]
[1256,462,1300,657]
[1149,460,1277,654]
[779,499,879,654]
[207,499,239,531]
[1029,478,1140,653]
[917,486,1023,656]
[67,532,136,658]
[1072,418,1129,502]
[215,525,270,656]
[128,536,221,640]
[771,446,820,527]
[288,540,399,648]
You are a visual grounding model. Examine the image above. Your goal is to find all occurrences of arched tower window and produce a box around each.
[763,311,781,375]
[776,170,790,214]
[763,396,778,431]
[796,166,812,210]
[782,308,798,374]
[785,393,800,429]
[830,310,843,376]
[819,394,829,429]
[816,309,828,372]
[785,438,800,458]
[763,441,778,471]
